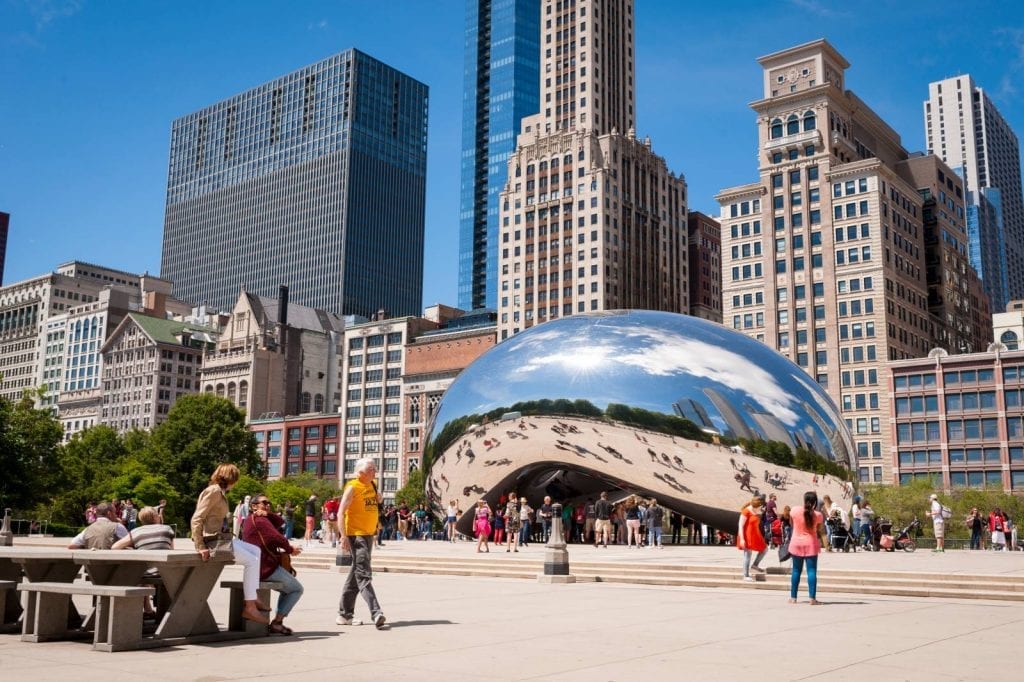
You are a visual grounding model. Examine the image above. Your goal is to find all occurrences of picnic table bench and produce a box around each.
[0,546,248,651]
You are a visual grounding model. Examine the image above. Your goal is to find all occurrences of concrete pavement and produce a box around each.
[2,536,1023,681]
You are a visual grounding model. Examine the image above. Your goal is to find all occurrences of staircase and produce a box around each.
[292,553,1024,602]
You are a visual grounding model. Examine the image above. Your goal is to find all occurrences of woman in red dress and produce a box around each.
[737,495,768,582]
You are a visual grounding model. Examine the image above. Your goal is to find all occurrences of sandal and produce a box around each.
[268,622,294,635]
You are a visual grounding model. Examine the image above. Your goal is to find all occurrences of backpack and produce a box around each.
[940,505,952,520]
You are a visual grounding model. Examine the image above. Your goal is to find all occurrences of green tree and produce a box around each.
[99,459,181,521]
[141,394,262,497]
[51,425,126,525]
[0,390,63,511]
[394,468,426,509]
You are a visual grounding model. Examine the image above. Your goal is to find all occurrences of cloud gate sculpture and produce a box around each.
[424,311,855,535]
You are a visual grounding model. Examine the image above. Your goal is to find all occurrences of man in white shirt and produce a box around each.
[927,493,946,553]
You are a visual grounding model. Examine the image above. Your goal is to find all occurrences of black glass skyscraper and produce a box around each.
[458,0,540,311]
[161,49,428,317]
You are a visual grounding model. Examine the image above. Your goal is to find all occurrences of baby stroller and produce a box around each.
[876,518,894,551]
[827,515,854,552]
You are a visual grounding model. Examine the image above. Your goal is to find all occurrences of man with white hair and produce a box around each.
[927,493,947,553]
[336,458,387,629]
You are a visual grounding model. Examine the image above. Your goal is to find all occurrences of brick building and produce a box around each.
[250,413,341,479]
[403,310,496,480]
[890,347,1024,491]
[687,211,722,322]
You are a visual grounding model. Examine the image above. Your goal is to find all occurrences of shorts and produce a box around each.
[595,519,611,535]
[305,516,315,532]
[932,520,945,539]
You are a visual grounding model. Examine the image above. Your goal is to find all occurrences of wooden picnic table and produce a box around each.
[0,547,237,650]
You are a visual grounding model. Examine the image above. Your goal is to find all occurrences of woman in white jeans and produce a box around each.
[192,463,269,625]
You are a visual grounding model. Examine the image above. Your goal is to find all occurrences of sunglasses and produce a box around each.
[255,500,270,506]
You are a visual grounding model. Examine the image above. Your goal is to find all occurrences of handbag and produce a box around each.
[253,517,297,576]
[778,535,791,562]
[204,531,235,559]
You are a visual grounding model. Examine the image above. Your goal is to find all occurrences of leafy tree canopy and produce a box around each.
[0,389,63,511]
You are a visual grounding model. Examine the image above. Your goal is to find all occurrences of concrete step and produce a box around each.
[357,555,1024,587]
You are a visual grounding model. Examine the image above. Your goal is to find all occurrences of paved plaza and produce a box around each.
[1,538,1022,680]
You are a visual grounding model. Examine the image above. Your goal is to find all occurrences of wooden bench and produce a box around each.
[220,579,285,634]
[18,581,155,652]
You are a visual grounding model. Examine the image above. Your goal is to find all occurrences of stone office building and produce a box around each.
[717,40,987,484]
[496,0,689,341]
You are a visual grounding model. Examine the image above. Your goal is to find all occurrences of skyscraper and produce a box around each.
[161,49,428,318]
[717,40,985,484]
[496,0,689,340]
[0,211,9,285]
[458,0,540,312]
[924,76,1024,313]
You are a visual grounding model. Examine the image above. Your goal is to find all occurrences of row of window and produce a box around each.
[257,424,339,442]
[265,442,339,457]
[348,332,403,350]
[898,470,1024,489]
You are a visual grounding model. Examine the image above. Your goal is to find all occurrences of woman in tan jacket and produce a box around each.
[192,463,268,625]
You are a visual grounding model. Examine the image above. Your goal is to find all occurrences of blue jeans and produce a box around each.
[970,529,982,550]
[284,519,294,539]
[542,519,551,542]
[267,565,304,617]
[520,521,531,545]
[790,555,818,600]
[650,527,663,546]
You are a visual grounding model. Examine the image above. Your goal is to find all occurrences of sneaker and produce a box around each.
[743,576,755,582]
[336,616,364,626]
[374,613,387,630]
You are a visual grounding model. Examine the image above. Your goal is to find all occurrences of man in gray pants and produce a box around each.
[336,458,387,629]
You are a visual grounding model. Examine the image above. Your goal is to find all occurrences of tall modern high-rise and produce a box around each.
[161,49,429,318]
[0,211,9,285]
[717,40,986,484]
[496,0,689,340]
[458,0,541,311]
[924,76,1024,313]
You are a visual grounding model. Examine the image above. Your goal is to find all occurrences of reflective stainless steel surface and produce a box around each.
[424,311,855,533]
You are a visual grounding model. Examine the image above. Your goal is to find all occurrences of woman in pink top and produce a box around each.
[789,491,826,604]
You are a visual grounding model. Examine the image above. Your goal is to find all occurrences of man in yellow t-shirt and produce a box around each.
[336,458,386,629]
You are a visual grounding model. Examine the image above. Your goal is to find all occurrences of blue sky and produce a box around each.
[2,0,1022,309]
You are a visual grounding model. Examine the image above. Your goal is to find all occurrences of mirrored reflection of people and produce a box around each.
[336,458,387,629]
[737,496,767,581]
[789,491,826,605]
[241,494,304,635]
[446,499,459,542]
[192,463,269,626]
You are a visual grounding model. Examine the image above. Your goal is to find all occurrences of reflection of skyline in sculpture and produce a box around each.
[423,311,855,533]
[672,397,714,432]
[702,387,754,440]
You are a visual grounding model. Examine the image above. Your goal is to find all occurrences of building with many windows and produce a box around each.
[403,307,496,480]
[496,0,689,340]
[250,414,340,480]
[459,0,540,311]
[99,313,217,433]
[341,315,439,499]
[0,211,8,285]
[687,211,722,323]
[0,262,145,404]
[717,40,986,483]
[890,347,1024,491]
[161,49,429,318]
[924,75,1024,314]
[199,287,344,420]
